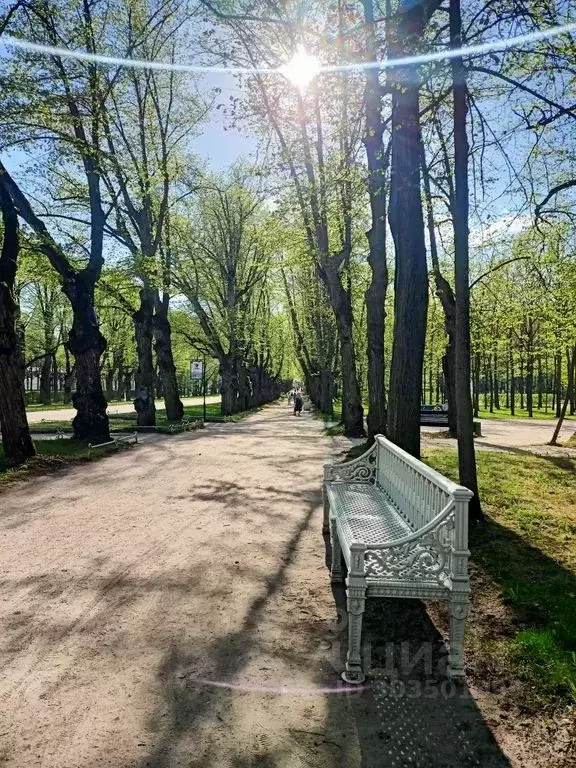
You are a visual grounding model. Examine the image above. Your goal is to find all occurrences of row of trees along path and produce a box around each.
[2,1,576,523]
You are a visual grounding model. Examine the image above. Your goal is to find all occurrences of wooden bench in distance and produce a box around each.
[323,435,472,684]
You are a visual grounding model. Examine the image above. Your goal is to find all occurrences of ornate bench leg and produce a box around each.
[330,518,344,583]
[322,481,330,534]
[342,542,366,684]
[447,595,469,679]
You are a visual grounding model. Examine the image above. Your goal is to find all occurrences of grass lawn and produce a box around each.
[475,405,576,421]
[0,439,119,487]
[28,402,250,434]
[340,440,576,709]
[317,399,576,424]
[26,399,129,412]
[423,448,576,709]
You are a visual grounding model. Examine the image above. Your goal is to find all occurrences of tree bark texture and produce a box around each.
[422,144,457,433]
[0,162,109,444]
[321,261,364,437]
[153,302,184,422]
[387,32,428,456]
[64,273,110,442]
[451,0,482,520]
[0,186,35,465]
[363,0,389,439]
[133,289,156,427]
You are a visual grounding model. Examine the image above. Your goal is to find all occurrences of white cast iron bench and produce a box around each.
[323,435,473,684]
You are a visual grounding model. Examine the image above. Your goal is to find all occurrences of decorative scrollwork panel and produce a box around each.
[327,447,377,484]
[364,514,455,584]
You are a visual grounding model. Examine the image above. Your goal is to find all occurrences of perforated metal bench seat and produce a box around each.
[325,482,413,550]
[323,435,473,685]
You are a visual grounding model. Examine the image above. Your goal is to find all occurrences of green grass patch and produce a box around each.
[26,399,129,412]
[423,447,576,708]
[0,439,118,488]
[28,402,253,435]
[475,405,575,421]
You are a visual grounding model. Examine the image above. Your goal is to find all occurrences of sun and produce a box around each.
[279,45,321,90]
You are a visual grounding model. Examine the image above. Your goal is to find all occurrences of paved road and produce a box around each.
[26,395,221,424]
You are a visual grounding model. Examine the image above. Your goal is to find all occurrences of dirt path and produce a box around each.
[1,404,516,767]
[25,395,221,424]
[423,417,576,457]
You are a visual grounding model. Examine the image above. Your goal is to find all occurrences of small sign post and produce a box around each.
[190,360,206,421]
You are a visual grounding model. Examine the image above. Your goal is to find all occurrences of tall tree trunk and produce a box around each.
[321,262,364,437]
[0,162,109,443]
[451,0,482,519]
[488,356,493,413]
[544,353,549,412]
[105,367,115,402]
[421,147,457,433]
[133,289,156,427]
[123,370,132,401]
[473,352,480,417]
[117,368,126,402]
[527,351,534,418]
[555,353,561,417]
[537,355,543,410]
[510,347,516,416]
[153,299,184,422]
[220,356,237,416]
[65,277,110,443]
[39,353,52,405]
[64,346,73,404]
[504,354,509,409]
[363,0,389,440]
[567,347,575,417]
[550,345,576,445]
[520,357,525,410]
[236,359,250,412]
[493,351,500,410]
[319,367,334,414]
[0,186,35,465]
[387,12,430,457]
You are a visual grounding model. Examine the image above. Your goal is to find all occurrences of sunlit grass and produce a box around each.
[0,439,118,487]
[424,448,576,707]
[27,402,249,434]
[475,404,575,421]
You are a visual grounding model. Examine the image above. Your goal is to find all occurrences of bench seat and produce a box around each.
[325,483,413,549]
[323,435,472,684]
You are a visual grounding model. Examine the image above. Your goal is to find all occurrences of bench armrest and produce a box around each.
[362,504,469,588]
[324,442,377,484]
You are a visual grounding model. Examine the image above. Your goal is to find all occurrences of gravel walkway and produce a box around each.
[422,417,576,458]
[0,404,515,767]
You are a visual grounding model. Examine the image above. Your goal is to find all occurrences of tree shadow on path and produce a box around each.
[322,534,512,768]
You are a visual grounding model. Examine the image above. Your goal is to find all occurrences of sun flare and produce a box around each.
[279,46,321,90]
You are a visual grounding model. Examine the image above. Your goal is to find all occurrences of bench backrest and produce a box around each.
[374,435,469,536]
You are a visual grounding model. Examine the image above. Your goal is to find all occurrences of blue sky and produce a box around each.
[192,73,258,171]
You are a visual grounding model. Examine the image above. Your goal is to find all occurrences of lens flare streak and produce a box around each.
[1,22,575,77]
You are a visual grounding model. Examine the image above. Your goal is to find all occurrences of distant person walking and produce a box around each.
[293,392,303,416]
